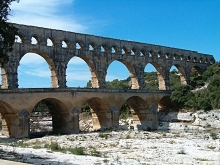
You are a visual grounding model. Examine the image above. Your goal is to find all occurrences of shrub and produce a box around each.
[210,132,218,140]
[49,142,61,151]
[90,148,101,157]
[99,133,109,139]
[68,147,85,155]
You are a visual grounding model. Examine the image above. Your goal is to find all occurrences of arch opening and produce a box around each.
[173,54,178,60]
[15,35,22,43]
[67,56,96,88]
[47,38,53,46]
[169,65,185,89]
[80,97,111,131]
[123,96,156,130]
[157,51,161,58]
[144,63,159,90]
[106,60,133,89]
[0,101,13,137]
[140,49,145,56]
[30,98,69,138]
[190,66,204,88]
[131,48,135,55]
[89,44,95,51]
[144,63,165,90]
[76,42,82,49]
[18,53,58,88]
[62,40,68,48]
[101,45,105,52]
[111,46,116,53]
[158,96,177,111]
[148,51,153,57]
[31,36,38,45]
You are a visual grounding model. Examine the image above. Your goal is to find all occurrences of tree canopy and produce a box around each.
[0,0,19,64]
[171,62,220,111]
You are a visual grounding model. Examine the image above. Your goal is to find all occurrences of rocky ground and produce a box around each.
[0,130,220,165]
[0,110,219,165]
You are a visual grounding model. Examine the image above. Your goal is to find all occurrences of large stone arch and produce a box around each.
[189,65,205,76]
[158,95,176,111]
[125,96,156,130]
[66,55,99,88]
[107,59,139,89]
[145,62,166,90]
[0,101,14,136]
[85,97,112,130]
[29,98,70,136]
[169,63,187,85]
[18,50,58,88]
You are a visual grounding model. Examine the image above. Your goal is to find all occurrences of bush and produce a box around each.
[170,85,194,107]
[210,132,218,140]
[49,142,61,151]
[68,147,85,155]
[99,133,109,139]
[171,62,220,111]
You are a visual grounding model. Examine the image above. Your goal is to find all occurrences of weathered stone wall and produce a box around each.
[2,23,215,89]
[0,88,170,137]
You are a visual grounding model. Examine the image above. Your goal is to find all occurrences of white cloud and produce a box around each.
[67,72,90,82]
[10,0,87,32]
[24,69,50,78]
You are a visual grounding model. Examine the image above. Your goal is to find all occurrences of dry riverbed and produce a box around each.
[0,130,220,165]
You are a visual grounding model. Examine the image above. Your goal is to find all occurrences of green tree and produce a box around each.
[0,0,19,65]
[170,85,194,108]
[169,69,181,89]
[202,62,220,82]
[143,72,158,90]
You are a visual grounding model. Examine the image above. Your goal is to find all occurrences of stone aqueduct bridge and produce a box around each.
[0,24,215,138]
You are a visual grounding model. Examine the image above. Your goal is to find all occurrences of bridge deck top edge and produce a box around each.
[0,88,172,94]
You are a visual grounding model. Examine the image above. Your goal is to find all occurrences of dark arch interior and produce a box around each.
[0,101,13,137]
[158,96,177,111]
[85,97,111,130]
[30,98,68,138]
[124,96,154,130]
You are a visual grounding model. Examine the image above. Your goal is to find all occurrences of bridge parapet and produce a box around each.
[0,87,172,94]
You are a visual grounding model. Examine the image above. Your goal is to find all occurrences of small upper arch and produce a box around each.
[62,39,69,48]
[14,34,23,43]
[88,42,97,51]
[76,40,85,49]
[31,35,40,45]
[47,38,55,47]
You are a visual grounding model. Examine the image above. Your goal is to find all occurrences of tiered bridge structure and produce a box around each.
[0,24,215,137]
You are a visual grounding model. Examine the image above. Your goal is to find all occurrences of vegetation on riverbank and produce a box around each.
[86,62,220,111]
[171,62,220,110]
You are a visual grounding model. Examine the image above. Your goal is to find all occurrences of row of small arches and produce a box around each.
[14,35,214,64]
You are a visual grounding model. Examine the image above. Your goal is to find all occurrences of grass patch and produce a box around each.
[68,147,86,155]
[98,133,109,139]
[90,148,101,157]
[210,132,218,140]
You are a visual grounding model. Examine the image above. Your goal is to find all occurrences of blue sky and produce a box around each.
[7,0,220,88]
